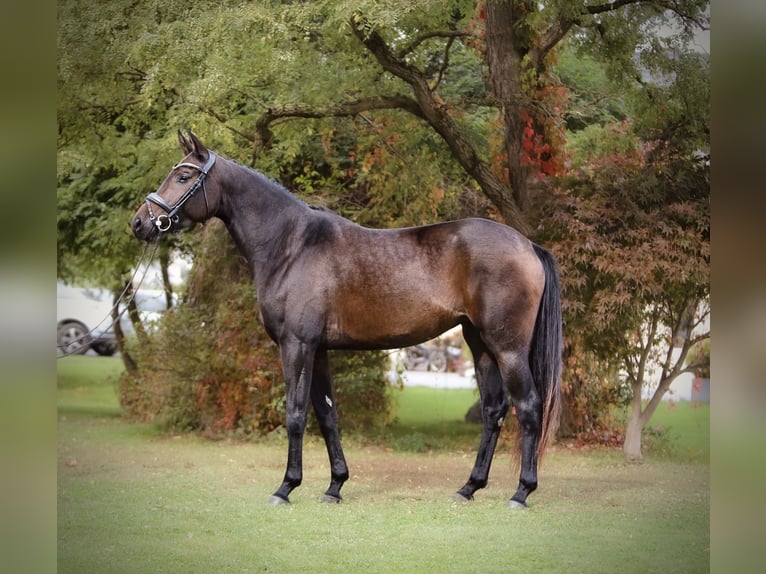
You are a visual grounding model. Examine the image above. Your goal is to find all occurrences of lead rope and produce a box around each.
[56,236,161,359]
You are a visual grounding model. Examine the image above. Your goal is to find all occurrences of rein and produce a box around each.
[56,237,161,359]
[145,151,217,232]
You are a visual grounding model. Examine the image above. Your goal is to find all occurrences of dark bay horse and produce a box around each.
[132,131,562,509]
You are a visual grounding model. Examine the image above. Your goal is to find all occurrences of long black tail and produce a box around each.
[530,244,563,459]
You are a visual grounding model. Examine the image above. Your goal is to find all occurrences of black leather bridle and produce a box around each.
[145,151,217,232]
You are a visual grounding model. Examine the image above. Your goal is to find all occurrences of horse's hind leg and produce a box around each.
[310,349,349,503]
[499,352,542,508]
[455,324,509,501]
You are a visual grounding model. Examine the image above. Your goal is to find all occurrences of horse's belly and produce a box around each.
[326,295,460,350]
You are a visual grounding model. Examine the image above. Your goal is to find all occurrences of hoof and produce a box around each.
[453,492,473,503]
[507,499,528,510]
[321,494,342,504]
[268,494,290,506]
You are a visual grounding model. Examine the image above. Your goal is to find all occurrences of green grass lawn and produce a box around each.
[58,357,709,573]
[643,400,710,462]
[57,355,124,416]
[387,385,481,451]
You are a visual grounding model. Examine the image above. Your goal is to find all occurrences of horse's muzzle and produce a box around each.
[132,214,158,241]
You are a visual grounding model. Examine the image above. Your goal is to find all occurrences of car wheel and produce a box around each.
[57,321,91,355]
[92,341,117,356]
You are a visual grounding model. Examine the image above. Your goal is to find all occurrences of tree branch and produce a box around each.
[430,36,456,92]
[396,30,471,59]
[531,18,575,69]
[585,0,709,30]
[350,14,528,231]
[253,96,424,148]
[529,1,707,72]
[635,308,660,397]
[585,0,646,16]
[196,102,256,143]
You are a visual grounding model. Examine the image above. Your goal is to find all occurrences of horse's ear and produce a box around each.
[187,131,208,160]
[178,130,193,155]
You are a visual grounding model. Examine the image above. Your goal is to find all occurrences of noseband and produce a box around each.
[145,151,217,232]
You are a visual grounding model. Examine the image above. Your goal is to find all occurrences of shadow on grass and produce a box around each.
[58,404,123,418]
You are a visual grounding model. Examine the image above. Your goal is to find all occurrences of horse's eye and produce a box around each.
[178,174,190,183]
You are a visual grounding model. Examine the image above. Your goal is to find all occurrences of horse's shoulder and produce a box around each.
[301,206,345,247]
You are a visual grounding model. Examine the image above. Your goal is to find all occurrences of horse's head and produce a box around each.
[132,131,220,241]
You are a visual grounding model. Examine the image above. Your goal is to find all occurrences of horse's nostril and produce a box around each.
[132,216,145,236]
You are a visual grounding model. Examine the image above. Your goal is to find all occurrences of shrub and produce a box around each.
[119,282,284,435]
[558,337,630,442]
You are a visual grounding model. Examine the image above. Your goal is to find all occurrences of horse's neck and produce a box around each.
[218,164,307,280]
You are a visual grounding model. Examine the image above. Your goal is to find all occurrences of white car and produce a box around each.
[57,282,173,355]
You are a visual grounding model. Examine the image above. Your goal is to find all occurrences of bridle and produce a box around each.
[145,151,217,233]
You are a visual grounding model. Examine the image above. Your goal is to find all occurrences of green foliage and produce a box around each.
[632,50,710,157]
[536,107,708,448]
[533,38,709,444]
[57,0,495,262]
[557,43,629,134]
[539,120,709,356]
[119,279,284,436]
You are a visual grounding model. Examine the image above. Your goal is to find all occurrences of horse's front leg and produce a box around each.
[310,348,349,503]
[269,337,315,505]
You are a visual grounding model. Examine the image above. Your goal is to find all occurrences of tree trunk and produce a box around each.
[112,288,138,376]
[158,243,174,311]
[623,386,645,463]
[623,378,670,463]
[484,0,532,211]
[125,280,149,346]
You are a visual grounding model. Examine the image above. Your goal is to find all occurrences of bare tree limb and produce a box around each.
[430,36,456,92]
[350,14,527,231]
[585,0,709,30]
[254,96,424,148]
[396,30,471,59]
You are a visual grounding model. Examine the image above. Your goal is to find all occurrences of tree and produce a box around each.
[58,0,710,244]
[537,82,710,460]
[58,0,710,446]
[242,0,709,230]
[215,3,710,451]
